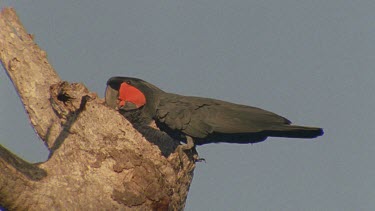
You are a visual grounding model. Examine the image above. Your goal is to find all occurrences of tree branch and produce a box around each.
[0,7,61,149]
[0,8,195,210]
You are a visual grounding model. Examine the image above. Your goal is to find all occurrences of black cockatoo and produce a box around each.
[105,77,323,158]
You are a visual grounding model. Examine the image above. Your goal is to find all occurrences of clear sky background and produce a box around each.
[1,1,374,210]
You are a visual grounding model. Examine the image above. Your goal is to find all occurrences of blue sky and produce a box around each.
[1,1,375,210]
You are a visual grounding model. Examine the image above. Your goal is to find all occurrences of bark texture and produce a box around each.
[0,8,195,210]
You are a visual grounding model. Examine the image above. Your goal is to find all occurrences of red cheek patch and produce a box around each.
[118,83,146,108]
[119,100,126,107]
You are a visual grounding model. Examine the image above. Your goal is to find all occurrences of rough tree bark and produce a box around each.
[0,8,195,210]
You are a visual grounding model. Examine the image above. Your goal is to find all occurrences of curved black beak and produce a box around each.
[105,84,119,109]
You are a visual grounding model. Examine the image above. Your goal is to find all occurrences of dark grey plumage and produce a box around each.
[105,77,323,148]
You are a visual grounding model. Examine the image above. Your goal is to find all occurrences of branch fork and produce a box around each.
[0,8,194,210]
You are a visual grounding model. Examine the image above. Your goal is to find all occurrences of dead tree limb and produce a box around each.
[0,8,195,210]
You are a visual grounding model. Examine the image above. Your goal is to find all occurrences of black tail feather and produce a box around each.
[266,125,324,139]
[195,125,323,145]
